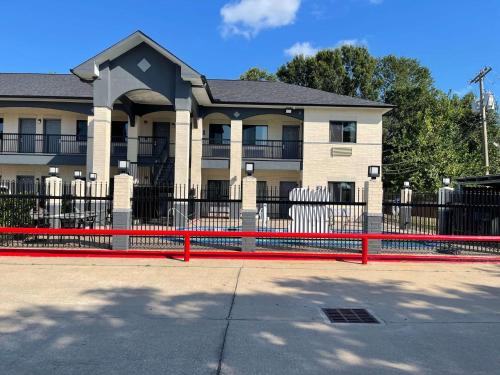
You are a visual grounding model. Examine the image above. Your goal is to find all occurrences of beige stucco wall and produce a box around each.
[0,107,88,135]
[0,165,87,182]
[301,107,384,190]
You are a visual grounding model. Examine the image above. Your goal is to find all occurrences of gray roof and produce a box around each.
[0,73,92,99]
[206,79,393,108]
[0,73,392,108]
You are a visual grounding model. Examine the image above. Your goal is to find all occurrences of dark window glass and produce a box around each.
[111,121,127,142]
[209,124,230,144]
[76,120,87,141]
[330,121,357,143]
[0,118,3,139]
[243,125,268,145]
[328,182,355,202]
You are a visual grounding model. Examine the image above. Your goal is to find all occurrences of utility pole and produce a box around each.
[470,66,492,175]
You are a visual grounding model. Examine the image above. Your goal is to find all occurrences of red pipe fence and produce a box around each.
[0,227,499,264]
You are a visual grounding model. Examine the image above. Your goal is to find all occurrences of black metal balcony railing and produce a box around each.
[202,139,230,159]
[0,133,87,155]
[243,140,302,159]
[0,133,127,157]
[138,136,175,158]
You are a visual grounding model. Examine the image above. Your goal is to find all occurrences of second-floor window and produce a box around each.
[243,125,268,145]
[0,118,3,139]
[76,120,87,141]
[330,121,357,143]
[209,124,230,144]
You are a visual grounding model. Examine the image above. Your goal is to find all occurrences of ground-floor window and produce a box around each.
[328,181,355,202]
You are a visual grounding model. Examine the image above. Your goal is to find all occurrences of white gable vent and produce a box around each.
[331,147,352,157]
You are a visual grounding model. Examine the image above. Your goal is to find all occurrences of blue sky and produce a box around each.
[0,0,499,96]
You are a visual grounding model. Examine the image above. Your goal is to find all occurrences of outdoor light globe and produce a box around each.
[368,165,380,179]
[89,173,97,182]
[403,181,410,188]
[118,160,130,174]
[73,170,83,179]
[245,162,255,176]
[442,177,451,186]
[48,166,59,177]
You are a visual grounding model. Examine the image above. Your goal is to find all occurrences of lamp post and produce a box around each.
[368,165,381,180]
[48,166,59,177]
[118,160,130,175]
[245,162,255,176]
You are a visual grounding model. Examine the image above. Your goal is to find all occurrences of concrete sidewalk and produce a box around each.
[0,257,499,374]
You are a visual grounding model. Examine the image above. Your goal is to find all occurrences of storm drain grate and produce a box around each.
[322,308,379,324]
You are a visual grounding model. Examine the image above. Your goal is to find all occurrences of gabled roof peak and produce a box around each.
[71,30,202,84]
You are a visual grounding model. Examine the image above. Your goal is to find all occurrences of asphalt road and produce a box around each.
[0,257,499,374]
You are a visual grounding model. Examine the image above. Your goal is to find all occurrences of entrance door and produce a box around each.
[153,122,170,157]
[282,126,300,159]
[279,181,298,218]
[43,119,61,153]
[19,118,36,153]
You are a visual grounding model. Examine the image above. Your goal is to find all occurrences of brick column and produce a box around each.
[174,110,191,228]
[363,179,383,253]
[112,173,134,250]
[230,119,242,219]
[399,186,413,230]
[438,186,454,235]
[45,176,62,228]
[190,116,203,190]
[87,107,112,183]
[241,175,257,251]
[71,179,86,214]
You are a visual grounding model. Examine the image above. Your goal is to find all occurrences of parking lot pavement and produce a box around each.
[0,257,499,374]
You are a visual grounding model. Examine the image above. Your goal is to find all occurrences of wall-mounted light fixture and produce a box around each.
[48,166,59,177]
[73,170,83,179]
[245,162,255,176]
[368,165,380,180]
[118,160,130,175]
[89,173,97,182]
[285,107,293,114]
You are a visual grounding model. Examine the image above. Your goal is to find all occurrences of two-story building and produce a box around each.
[0,31,392,199]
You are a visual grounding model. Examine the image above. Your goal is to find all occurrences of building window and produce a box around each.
[111,121,127,142]
[0,117,3,139]
[257,181,268,198]
[76,120,87,141]
[243,125,268,145]
[209,124,230,144]
[328,182,355,202]
[329,121,356,143]
[207,180,230,200]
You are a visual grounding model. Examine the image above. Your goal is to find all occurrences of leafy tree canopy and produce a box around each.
[241,46,499,191]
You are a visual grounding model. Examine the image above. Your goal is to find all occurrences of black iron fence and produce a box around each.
[130,184,242,250]
[256,186,366,252]
[138,137,175,159]
[383,189,500,254]
[0,180,112,249]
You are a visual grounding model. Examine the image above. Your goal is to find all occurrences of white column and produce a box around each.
[87,107,112,183]
[174,110,191,189]
[190,116,203,191]
[230,119,242,199]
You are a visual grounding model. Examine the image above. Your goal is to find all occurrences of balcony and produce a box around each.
[0,133,129,165]
[137,136,175,165]
[202,139,230,159]
[0,133,87,155]
[243,140,302,160]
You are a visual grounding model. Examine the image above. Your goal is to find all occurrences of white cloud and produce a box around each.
[284,42,319,57]
[335,38,368,47]
[285,39,368,57]
[220,0,301,38]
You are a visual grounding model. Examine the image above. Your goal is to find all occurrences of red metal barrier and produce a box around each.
[0,227,499,264]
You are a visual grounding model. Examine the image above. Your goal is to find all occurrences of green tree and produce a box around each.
[240,67,277,81]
